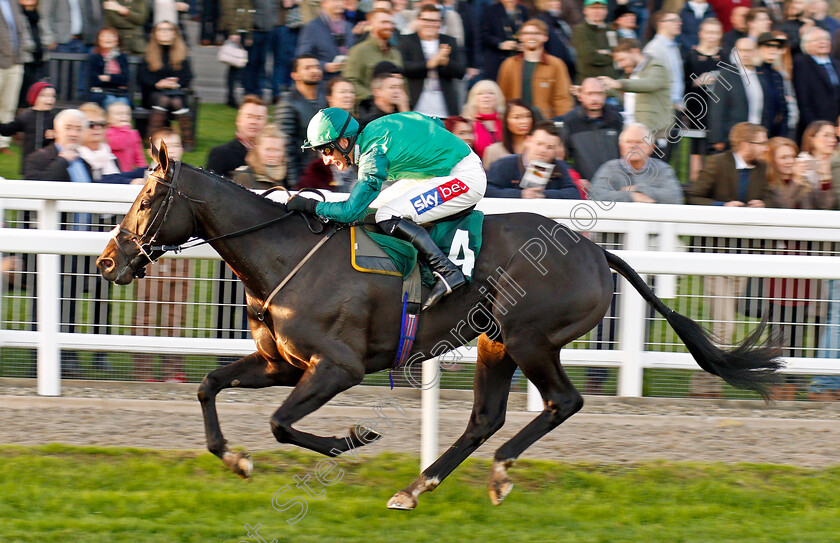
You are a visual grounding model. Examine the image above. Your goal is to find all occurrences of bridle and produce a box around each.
[110,161,199,277]
[111,161,308,277]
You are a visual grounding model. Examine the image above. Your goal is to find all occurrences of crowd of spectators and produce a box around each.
[3,0,840,396]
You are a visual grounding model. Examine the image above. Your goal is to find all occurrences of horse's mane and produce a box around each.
[180,162,289,212]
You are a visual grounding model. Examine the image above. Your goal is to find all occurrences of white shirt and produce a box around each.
[621,58,649,126]
[742,67,764,125]
[733,152,753,170]
[687,1,710,18]
[154,0,179,26]
[413,38,449,118]
[67,0,83,36]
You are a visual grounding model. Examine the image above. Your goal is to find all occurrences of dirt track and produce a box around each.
[1,380,839,468]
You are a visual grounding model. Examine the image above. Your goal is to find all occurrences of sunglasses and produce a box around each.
[318,144,336,156]
[89,121,107,128]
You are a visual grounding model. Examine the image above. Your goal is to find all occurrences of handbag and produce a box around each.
[217,40,248,68]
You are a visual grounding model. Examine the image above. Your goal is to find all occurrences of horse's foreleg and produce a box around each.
[269,353,368,456]
[488,335,582,505]
[198,351,303,478]
[388,335,517,511]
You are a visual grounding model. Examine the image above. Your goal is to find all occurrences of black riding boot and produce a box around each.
[381,218,466,311]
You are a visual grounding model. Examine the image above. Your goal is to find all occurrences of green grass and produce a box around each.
[1,445,839,542]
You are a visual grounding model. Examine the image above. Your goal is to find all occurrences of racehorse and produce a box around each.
[97,143,782,510]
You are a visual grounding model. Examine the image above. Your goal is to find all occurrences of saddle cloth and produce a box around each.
[350,210,484,287]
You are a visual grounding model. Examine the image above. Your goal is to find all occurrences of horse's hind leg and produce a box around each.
[487,330,583,505]
[198,351,303,478]
[387,334,517,510]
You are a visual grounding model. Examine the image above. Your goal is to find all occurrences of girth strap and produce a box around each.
[256,226,340,321]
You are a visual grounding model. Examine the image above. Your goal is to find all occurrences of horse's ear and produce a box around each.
[149,138,159,163]
[158,139,169,173]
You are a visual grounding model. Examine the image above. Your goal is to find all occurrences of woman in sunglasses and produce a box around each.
[291,107,487,311]
[77,102,121,181]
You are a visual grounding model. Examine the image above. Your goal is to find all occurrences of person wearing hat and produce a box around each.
[572,0,616,83]
[756,31,789,138]
[613,5,639,40]
[0,81,56,177]
[288,107,487,311]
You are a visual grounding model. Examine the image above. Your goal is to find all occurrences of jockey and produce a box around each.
[289,107,487,311]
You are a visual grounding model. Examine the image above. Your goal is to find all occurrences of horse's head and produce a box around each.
[97,140,197,284]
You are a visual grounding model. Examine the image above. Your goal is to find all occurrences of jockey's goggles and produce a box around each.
[317,144,336,156]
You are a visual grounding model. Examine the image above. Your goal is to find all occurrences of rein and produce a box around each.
[116,160,339,321]
[114,162,303,271]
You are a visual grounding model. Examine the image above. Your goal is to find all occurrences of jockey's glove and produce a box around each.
[288,196,319,215]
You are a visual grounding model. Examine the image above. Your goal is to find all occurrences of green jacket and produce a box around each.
[220,0,254,36]
[611,56,673,139]
[316,112,472,223]
[571,21,616,83]
[342,36,404,104]
[103,0,149,55]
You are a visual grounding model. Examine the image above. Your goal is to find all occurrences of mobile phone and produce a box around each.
[333,55,347,64]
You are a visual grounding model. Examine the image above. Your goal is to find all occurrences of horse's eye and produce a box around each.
[139,200,151,210]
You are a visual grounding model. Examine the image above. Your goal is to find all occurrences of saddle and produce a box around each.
[350,209,484,383]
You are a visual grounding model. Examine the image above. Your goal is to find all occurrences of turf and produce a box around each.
[1,445,839,542]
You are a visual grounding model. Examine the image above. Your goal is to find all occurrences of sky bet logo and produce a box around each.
[410,178,470,215]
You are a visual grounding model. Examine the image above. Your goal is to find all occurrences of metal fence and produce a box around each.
[2,182,840,404]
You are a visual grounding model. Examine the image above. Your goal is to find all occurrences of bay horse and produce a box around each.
[96,144,782,510]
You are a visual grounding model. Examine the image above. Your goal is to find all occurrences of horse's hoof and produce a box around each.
[386,490,417,510]
[223,451,253,480]
[350,424,382,445]
[488,481,514,506]
[488,460,514,505]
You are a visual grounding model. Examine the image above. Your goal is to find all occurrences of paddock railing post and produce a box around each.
[420,356,439,471]
[656,222,678,299]
[617,223,648,398]
[526,380,542,411]
[37,199,61,396]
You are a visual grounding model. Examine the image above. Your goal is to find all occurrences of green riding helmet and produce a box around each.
[302,107,361,152]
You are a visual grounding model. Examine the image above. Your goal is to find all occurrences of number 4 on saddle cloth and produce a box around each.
[351,210,484,383]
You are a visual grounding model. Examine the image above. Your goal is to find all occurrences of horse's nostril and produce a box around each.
[97,257,114,271]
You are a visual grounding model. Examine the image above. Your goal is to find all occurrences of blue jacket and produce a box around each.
[678,3,717,51]
[485,154,580,199]
[756,62,788,138]
[295,15,355,74]
[480,2,528,81]
[87,51,130,92]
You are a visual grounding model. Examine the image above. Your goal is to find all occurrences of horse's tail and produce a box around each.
[603,249,783,400]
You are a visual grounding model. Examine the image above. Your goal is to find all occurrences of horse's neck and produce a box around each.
[187,177,314,296]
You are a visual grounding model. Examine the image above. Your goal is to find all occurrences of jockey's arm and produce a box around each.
[315,148,390,223]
